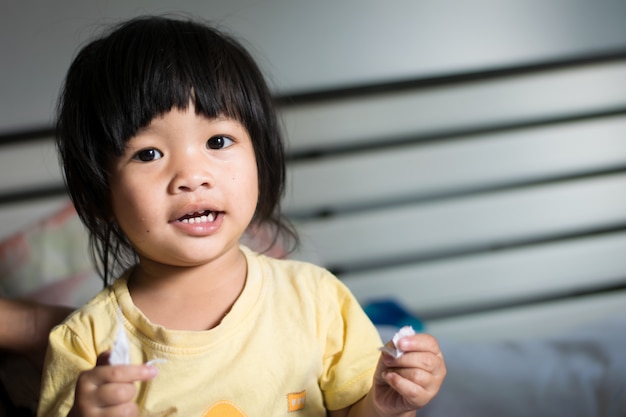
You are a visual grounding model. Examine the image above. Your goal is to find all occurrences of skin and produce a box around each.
[70,106,258,417]
[108,107,256,332]
[67,106,446,417]
[333,334,447,417]
[0,298,71,370]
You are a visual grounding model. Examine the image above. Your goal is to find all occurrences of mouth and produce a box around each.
[177,210,218,224]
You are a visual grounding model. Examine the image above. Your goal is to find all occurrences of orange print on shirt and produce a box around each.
[202,401,247,417]
[287,390,306,412]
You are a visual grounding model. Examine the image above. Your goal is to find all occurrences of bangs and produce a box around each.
[82,17,264,154]
[57,16,289,283]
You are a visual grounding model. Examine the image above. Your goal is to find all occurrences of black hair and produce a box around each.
[56,15,297,285]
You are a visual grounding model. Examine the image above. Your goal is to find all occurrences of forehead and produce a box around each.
[83,29,258,146]
[135,107,246,133]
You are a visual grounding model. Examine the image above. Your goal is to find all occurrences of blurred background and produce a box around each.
[2,0,626,340]
[3,0,626,132]
[3,3,626,413]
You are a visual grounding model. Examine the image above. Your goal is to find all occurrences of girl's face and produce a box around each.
[108,106,258,270]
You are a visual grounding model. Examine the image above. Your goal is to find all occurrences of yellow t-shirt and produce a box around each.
[38,246,382,416]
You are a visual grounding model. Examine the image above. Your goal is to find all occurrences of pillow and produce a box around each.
[419,315,626,417]
[0,201,101,307]
[0,201,290,308]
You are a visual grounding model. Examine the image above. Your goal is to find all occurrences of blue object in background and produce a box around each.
[363,299,424,333]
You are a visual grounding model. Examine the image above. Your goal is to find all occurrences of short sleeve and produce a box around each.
[37,321,98,417]
[318,276,382,410]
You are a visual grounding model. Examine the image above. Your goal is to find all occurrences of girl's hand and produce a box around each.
[372,333,446,416]
[68,351,158,417]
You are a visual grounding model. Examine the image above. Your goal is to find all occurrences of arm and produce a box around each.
[38,318,157,417]
[330,333,446,417]
[0,298,72,369]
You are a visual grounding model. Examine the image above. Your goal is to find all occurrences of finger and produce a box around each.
[95,381,138,407]
[386,365,437,389]
[396,333,442,355]
[97,351,112,366]
[94,351,159,383]
[82,363,158,388]
[101,402,140,417]
[73,363,158,412]
[104,363,159,384]
[385,350,444,373]
[73,372,137,413]
[382,370,431,408]
[72,388,140,417]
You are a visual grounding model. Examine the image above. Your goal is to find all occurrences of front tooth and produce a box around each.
[200,215,208,222]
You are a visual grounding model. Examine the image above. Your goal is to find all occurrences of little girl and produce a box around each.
[38,16,445,417]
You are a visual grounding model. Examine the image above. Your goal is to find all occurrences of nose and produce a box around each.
[168,151,213,193]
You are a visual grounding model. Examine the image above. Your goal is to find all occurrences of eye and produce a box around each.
[207,135,234,150]
[132,148,163,162]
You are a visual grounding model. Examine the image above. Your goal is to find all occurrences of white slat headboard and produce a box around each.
[1,55,625,342]
[279,58,626,341]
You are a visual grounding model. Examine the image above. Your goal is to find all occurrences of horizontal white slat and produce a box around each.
[341,231,626,316]
[285,114,626,215]
[0,195,70,241]
[292,173,626,269]
[0,138,62,194]
[280,60,626,154]
[425,290,626,342]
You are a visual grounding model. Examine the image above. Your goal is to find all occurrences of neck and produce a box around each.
[127,248,248,331]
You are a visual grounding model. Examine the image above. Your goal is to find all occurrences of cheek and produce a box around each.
[113,204,155,246]
[110,180,154,232]
[233,164,259,213]
[249,166,260,201]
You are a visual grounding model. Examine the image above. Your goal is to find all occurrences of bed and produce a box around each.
[1,50,626,416]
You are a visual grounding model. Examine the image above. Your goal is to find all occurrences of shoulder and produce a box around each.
[243,245,346,291]
[244,245,356,309]
[51,283,120,344]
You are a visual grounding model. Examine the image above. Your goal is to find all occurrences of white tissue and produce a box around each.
[109,308,131,366]
[108,307,167,367]
[379,325,416,358]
